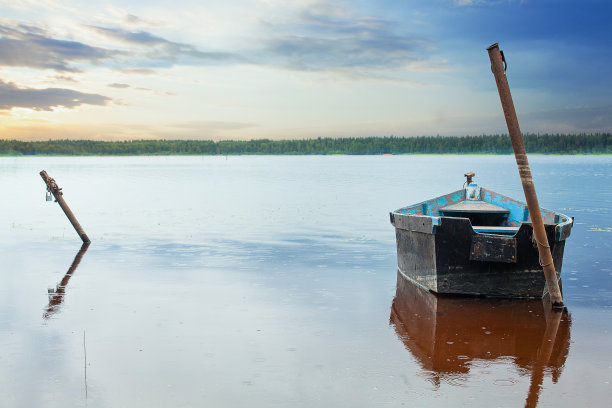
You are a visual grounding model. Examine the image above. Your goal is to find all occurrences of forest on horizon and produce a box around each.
[0,133,610,156]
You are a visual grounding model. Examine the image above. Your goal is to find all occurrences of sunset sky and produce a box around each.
[1,0,610,141]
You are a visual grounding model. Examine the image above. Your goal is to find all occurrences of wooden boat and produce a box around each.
[390,274,571,397]
[389,172,573,298]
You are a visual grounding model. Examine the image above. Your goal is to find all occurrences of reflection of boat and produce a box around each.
[389,173,573,298]
[43,242,90,319]
[390,273,571,406]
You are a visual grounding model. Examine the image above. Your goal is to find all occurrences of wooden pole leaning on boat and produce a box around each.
[486,43,564,308]
[40,170,91,244]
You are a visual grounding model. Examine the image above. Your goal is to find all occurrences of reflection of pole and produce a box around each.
[40,170,90,243]
[524,308,563,408]
[43,242,90,319]
[486,43,563,307]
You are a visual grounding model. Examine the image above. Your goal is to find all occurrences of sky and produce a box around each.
[0,0,610,141]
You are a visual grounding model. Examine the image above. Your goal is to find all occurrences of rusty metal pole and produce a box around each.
[486,43,563,307]
[40,170,91,243]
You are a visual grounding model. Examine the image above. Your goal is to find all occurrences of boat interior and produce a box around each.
[395,179,571,237]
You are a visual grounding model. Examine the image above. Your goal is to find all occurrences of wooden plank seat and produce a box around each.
[440,201,510,214]
[472,226,519,234]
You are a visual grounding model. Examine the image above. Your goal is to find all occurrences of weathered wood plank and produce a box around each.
[470,234,517,263]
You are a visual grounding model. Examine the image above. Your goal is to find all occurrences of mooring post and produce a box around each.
[40,170,91,243]
[486,43,563,308]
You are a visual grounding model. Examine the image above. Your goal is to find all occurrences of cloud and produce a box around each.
[87,25,168,46]
[1,5,440,77]
[87,25,249,67]
[0,22,115,72]
[123,13,162,28]
[453,0,514,6]
[119,68,157,75]
[257,4,440,73]
[0,19,247,73]
[104,6,165,28]
[430,105,612,136]
[520,105,612,133]
[0,79,111,111]
[52,75,79,83]
[0,5,445,84]
[108,82,130,88]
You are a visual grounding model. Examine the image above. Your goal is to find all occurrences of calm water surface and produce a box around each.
[1,155,610,407]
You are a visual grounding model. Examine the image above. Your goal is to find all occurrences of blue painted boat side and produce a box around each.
[392,186,573,242]
[481,188,526,226]
[395,189,465,216]
[479,187,573,240]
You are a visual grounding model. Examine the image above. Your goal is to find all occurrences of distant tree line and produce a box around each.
[0,133,610,156]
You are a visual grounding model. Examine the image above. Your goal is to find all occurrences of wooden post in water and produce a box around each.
[40,170,91,243]
[486,43,563,307]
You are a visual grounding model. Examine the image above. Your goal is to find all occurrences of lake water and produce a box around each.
[1,155,610,407]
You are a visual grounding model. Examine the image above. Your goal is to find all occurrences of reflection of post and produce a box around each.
[40,170,91,243]
[486,43,563,307]
[43,242,90,319]
[524,307,564,408]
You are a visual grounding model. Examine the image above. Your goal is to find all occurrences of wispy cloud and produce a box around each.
[0,21,115,72]
[0,79,111,111]
[453,0,516,6]
[257,4,439,74]
[521,105,612,133]
[122,13,161,28]
[1,5,441,77]
[87,25,171,46]
[0,18,249,74]
[87,25,249,67]
[51,74,79,83]
[108,82,130,88]
[119,68,157,75]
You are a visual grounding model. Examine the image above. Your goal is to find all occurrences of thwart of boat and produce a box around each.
[390,172,573,298]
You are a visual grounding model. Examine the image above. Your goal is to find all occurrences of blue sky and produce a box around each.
[0,0,610,140]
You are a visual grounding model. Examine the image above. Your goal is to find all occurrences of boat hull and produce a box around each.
[391,214,567,298]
